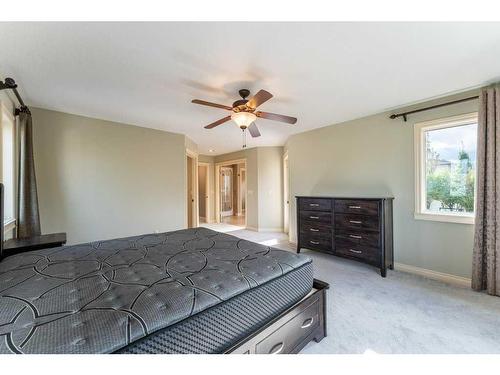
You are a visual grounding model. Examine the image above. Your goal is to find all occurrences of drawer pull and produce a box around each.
[309,216,319,219]
[309,228,320,232]
[310,240,320,245]
[349,249,362,254]
[269,342,284,354]
[301,317,314,329]
[309,203,320,207]
[349,220,362,224]
[349,234,362,239]
[349,205,361,209]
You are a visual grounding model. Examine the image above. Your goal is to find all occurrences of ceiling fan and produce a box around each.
[191,89,297,147]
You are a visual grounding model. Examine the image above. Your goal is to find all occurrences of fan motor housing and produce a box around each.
[232,89,252,111]
[232,99,248,109]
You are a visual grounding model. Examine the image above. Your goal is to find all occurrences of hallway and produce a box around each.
[221,215,245,226]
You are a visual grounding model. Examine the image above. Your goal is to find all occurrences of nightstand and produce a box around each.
[2,233,67,257]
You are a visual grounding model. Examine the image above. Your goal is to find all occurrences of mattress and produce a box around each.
[117,261,313,354]
[0,227,312,354]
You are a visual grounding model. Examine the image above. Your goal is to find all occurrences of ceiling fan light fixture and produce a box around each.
[231,112,256,128]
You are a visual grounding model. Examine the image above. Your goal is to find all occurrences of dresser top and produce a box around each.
[295,196,394,200]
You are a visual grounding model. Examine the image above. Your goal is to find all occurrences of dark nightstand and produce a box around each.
[2,233,67,257]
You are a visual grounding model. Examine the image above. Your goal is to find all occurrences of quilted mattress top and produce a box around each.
[0,227,311,354]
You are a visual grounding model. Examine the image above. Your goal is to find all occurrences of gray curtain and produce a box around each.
[472,85,500,296]
[17,111,41,238]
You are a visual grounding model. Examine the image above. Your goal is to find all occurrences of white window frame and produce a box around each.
[414,112,478,225]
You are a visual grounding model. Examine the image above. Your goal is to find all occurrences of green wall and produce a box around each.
[286,92,479,278]
[32,107,186,244]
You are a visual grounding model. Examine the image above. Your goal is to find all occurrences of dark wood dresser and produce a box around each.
[296,196,394,277]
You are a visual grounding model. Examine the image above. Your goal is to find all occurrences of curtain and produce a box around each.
[17,111,41,238]
[472,85,500,296]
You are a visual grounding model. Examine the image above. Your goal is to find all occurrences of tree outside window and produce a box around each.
[424,123,477,215]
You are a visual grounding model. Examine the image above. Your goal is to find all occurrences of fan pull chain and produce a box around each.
[242,128,247,148]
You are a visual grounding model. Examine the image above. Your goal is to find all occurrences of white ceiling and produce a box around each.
[1,22,500,154]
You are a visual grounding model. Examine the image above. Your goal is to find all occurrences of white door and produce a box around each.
[220,167,233,218]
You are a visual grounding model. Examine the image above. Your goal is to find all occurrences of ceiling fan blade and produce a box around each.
[192,99,233,111]
[248,123,261,138]
[204,116,232,129]
[246,90,273,109]
[256,111,297,124]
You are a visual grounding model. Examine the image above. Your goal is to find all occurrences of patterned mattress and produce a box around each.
[0,227,312,354]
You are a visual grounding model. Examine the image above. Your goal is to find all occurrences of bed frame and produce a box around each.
[226,279,329,354]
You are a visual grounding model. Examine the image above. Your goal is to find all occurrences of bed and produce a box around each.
[0,227,327,354]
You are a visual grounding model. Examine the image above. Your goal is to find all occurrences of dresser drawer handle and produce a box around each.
[309,216,319,219]
[349,249,362,254]
[349,220,362,224]
[349,234,362,239]
[309,203,320,207]
[310,240,320,245]
[301,317,314,329]
[269,342,284,354]
[309,228,320,232]
[349,205,361,209]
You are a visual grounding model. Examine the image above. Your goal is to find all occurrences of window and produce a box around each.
[1,102,16,227]
[414,113,478,224]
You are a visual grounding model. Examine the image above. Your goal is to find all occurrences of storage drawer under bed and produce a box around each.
[227,279,328,354]
[255,296,319,354]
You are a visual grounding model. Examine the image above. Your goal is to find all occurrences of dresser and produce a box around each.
[296,196,394,277]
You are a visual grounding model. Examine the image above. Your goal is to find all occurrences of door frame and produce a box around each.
[185,148,199,228]
[215,158,247,226]
[197,162,211,223]
[283,151,290,236]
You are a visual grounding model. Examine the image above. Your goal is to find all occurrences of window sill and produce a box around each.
[414,212,474,225]
[4,219,16,233]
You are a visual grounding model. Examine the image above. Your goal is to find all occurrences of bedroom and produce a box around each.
[1,1,500,373]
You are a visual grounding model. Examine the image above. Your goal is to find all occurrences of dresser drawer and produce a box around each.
[300,210,332,225]
[335,213,379,232]
[335,230,380,248]
[300,222,332,238]
[299,198,332,212]
[256,297,320,354]
[301,234,332,252]
[335,238,380,264]
[334,199,379,216]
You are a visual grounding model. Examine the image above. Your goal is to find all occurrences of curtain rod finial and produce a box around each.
[4,77,17,89]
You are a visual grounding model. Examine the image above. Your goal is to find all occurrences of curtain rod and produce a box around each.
[0,77,31,115]
[389,95,479,122]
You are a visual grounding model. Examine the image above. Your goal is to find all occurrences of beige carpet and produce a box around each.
[204,224,500,354]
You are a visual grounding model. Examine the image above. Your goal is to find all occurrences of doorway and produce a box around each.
[220,167,234,217]
[186,151,198,228]
[198,163,209,224]
[283,152,290,235]
[239,168,246,218]
[215,159,247,228]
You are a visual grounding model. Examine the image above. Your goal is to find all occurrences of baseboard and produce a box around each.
[394,262,471,288]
